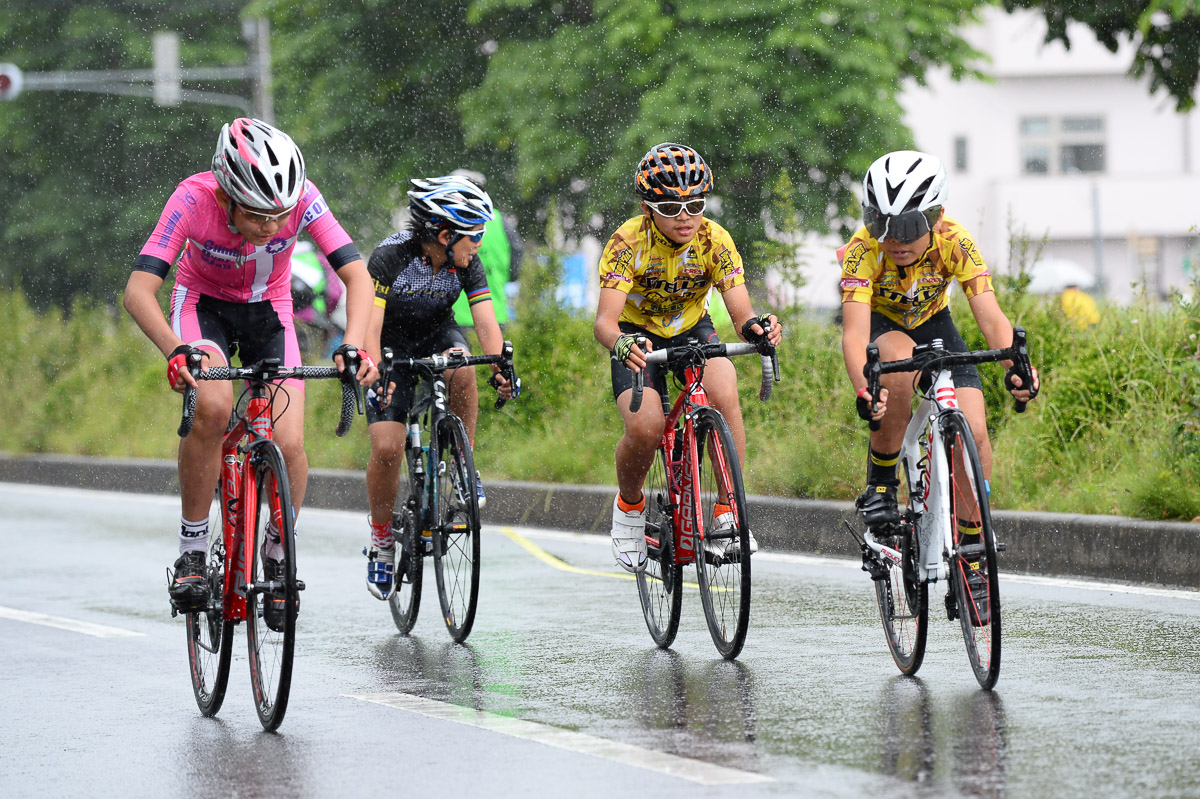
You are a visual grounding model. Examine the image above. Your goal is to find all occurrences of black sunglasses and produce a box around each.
[863,205,941,244]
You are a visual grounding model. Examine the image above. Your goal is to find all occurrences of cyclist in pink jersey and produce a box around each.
[123,117,379,613]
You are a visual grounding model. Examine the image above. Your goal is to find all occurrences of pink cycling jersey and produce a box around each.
[134,171,359,303]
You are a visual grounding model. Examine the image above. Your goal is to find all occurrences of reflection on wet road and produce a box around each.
[2,484,1198,798]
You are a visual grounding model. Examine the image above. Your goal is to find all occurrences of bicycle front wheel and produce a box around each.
[186,488,233,716]
[432,414,481,642]
[244,441,297,730]
[944,413,1002,690]
[636,443,683,648]
[693,407,751,659]
[875,459,928,675]
[388,505,424,634]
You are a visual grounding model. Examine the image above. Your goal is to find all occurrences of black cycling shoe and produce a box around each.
[261,556,297,633]
[856,482,900,529]
[965,566,991,627]
[168,550,209,613]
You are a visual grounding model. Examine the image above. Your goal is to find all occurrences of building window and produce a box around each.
[1020,115,1106,176]
[953,136,968,173]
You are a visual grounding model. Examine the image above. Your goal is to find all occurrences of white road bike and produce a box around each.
[847,327,1036,690]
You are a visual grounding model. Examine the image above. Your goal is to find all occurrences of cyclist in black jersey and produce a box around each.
[362,175,515,599]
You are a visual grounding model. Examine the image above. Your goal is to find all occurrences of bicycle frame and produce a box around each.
[657,362,711,566]
[215,385,281,623]
[403,374,450,539]
[863,368,961,584]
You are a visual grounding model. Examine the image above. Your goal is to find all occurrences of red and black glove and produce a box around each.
[167,345,203,390]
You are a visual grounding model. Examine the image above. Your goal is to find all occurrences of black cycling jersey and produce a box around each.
[368,230,489,348]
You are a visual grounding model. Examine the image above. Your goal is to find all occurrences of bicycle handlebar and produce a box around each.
[377,340,520,412]
[862,325,1037,431]
[627,332,780,414]
[178,355,361,439]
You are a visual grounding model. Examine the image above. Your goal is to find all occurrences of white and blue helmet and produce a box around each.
[407,175,494,238]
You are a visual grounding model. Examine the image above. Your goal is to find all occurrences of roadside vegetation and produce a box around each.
[2,264,1197,521]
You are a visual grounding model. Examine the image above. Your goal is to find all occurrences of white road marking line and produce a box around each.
[345,692,771,786]
[6,483,1195,601]
[0,606,144,638]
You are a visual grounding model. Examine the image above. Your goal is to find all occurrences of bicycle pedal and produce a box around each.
[944,591,958,621]
[296,580,306,591]
[996,541,1007,552]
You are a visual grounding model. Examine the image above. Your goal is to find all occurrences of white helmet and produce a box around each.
[861,151,946,242]
[407,175,495,238]
[211,118,306,210]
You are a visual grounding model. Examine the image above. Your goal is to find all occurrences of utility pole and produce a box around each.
[243,18,273,123]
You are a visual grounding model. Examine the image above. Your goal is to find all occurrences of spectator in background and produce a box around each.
[1059,284,1101,329]
[290,241,345,356]
[450,169,524,326]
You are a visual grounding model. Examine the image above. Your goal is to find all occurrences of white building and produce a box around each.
[903,7,1200,303]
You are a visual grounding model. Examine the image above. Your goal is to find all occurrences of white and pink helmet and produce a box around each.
[211,117,306,210]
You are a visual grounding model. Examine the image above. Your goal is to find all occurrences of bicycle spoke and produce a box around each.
[432,416,480,642]
[637,444,682,648]
[694,408,751,659]
[388,506,423,634]
[185,490,232,717]
[946,417,1002,689]
[244,443,297,730]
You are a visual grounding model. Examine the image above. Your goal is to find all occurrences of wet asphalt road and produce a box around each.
[3,483,1199,798]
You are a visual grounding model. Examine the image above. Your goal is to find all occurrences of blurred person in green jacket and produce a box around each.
[450,169,523,326]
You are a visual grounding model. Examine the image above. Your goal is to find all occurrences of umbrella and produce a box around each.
[1024,258,1098,294]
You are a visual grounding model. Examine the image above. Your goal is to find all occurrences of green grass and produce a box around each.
[3,284,1198,521]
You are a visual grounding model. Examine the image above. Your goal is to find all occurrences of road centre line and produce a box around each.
[501,526,703,589]
[345,691,772,786]
[0,606,144,638]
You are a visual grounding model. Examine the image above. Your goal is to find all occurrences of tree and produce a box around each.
[0,2,250,308]
[1002,0,1200,111]
[460,0,985,245]
[252,0,512,249]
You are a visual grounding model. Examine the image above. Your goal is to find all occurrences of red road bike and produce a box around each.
[175,355,361,730]
[629,334,779,659]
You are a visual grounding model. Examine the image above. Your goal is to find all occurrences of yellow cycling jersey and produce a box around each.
[598,215,746,337]
[838,215,993,329]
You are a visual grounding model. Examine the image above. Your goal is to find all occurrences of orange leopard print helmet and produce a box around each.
[634,142,712,199]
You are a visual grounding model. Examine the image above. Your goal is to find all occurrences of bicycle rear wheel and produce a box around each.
[186,489,233,716]
[944,413,1002,690]
[636,443,683,648]
[693,407,751,659]
[388,505,424,634]
[244,441,297,730]
[432,414,481,643]
[875,459,928,675]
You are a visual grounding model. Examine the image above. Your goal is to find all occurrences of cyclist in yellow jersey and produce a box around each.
[595,142,782,573]
[840,150,1039,533]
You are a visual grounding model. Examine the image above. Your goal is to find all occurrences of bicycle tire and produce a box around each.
[636,443,683,648]
[693,407,752,659]
[875,458,928,675]
[944,412,1002,690]
[388,505,423,634]
[432,414,481,643]
[186,489,233,716]
[244,441,297,730]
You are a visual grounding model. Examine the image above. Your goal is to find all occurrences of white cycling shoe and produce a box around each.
[611,494,647,573]
[364,544,395,600]
[703,510,759,559]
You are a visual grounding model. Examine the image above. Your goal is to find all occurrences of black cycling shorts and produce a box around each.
[367,324,471,424]
[178,293,293,368]
[609,315,723,405]
[870,308,982,391]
